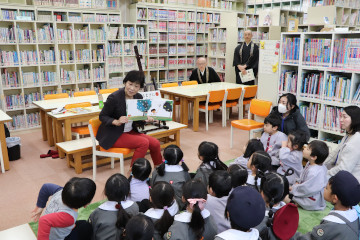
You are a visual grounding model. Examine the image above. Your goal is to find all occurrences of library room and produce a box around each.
[0,0,360,239]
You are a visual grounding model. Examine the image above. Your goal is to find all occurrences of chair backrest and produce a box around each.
[44,93,69,100]
[226,87,244,101]
[181,80,198,86]
[88,117,101,151]
[65,102,92,110]
[243,85,258,99]
[74,90,96,97]
[249,99,272,118]
[162,82,178,88]
[208,89,226,103]
[99,88,118,94]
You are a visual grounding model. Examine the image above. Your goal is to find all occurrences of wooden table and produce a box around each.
[160,82,246,131]
[33,94,109,147]
[0,110,12,171]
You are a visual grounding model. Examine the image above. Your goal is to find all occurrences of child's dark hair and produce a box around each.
[124,215,154,240]
[308,140,329,164]
[228,165,248,188]
[183,179,208,240]
[198,141,228,171]
[264,113,282,130]
[157,144,189,176]
[123,70,144,88]
[277,93,298,114]
[105,174,131,231]
[62,177,96,209]
[343,106,360,134]
[250,151,271,191]
[288,130,307,151]
[209,171,232,198]
[129,158,152,181]
[150,181,175,237]
[243,139,264,158]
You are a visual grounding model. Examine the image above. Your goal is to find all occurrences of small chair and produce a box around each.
[199,89,227,131]
[44,93,69,100]
[181,80,198,86]
[88,117,132,180]
[225,87,245,123]
[162,82,180,120]
[230,99,272,148]
[242,85,258,117]
[65,102,92,140]
[74,90,96,97]
[99,88,118,94]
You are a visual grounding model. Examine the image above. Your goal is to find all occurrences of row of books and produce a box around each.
[0,26,16,43]
[300,72,323,99]
[41,71,57,85]
[5,94,24,110]
[93,66,105,81]
[210,29,226,42]
[22,72,40,87]
[57,28,73,42]
[253,32,269,41]
[108,58,122,73]
[17,27,36,43]
[149,58,166,69]
[279,70,298,94]
[108,76,123,88]
[1,70,19,88]
[74,27,89,42]
[246,15,259,27]
[303,38,332,67]
[20,51,38,65]
[332,38,360,69]
[90,27,106,42]
[323,74,351,103]
[238,30,244,42]
[237,17,246,28]
[77,68,90,82]
[323,105,343,133]
[0,51,19,66]
[37,24,54,43]
[60,68,76,83]
[299,102,320,128]
[39,50,56,64]
[24,93,41,107]
[92,48,106,62]
[33,0,119,9]
[352,84,360,104]
[281,37,300,64]
[108,42,122,57]
[5,112,40,130]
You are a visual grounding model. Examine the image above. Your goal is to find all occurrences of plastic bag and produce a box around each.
[6,137,21,148]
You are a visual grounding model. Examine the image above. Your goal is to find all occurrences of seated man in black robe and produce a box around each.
[189,57,221,84]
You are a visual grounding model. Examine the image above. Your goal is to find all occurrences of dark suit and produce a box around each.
[189,67,221,84]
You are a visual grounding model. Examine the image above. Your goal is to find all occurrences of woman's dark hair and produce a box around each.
[208,171,232,198]
[243,139,264,158]
[278,93,298,114]
[288,130,307,151]
[198,141,228,171]
[264,113,282,129]
[124,215,154,240]
[228,164,248,188]
[308,140,329,164]
[157,145,189,176]
[344,106,360,134]
[105,174,131,231]
[123,70,145,88]
[150,182,175,237]
[62,177,96,209]
[129,158,152,181]
[249,151,272,191]
[182,179,208,240]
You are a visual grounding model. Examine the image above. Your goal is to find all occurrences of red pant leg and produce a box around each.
[136,133,163,166]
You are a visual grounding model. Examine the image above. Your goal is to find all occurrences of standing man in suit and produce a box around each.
[189,57,221,84]
[233,30,259,85]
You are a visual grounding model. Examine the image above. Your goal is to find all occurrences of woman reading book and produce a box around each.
[96,70,163,167]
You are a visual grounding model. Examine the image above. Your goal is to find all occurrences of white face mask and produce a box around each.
[278,103,287,114]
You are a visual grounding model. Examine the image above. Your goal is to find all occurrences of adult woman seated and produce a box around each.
[96,70,162,167]
[324,106,360,182]
[271,93,310,141]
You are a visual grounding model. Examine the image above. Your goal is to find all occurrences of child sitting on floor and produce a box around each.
[277,130,307,185]
[124,215,154,240]
[128,158,152,203]
[228,164,248,190]
[246,151,272,189]
[289,140,329,211]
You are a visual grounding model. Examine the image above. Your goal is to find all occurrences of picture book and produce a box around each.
[126,99,173,121]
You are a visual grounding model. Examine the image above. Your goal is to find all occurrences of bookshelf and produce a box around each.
[0,5,148,131]
[246,0,303,14]
[279,32,360,146]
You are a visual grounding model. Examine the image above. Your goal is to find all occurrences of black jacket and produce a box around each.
[189,67,221,84]
[96,88,144,150]
[271,107,310,141]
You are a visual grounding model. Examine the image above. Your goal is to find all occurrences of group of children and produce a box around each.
[32,116,360,240]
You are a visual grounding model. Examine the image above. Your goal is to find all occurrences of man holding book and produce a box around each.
[189,57,221,84]
[233,30,259,85]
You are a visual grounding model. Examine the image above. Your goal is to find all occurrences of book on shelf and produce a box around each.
[57,28,73,43]
[17,26,36,43]
[1,69,19,88]
[93,66,106,81]
[5,94,24,110]
[108,58,122,73]
[90,27,106,42]
[76,49,91,63]
[24,92,40,108]
[282,37,300,64]
[323,74,351,103]
[2,10,17,20]
[108,42,122,57]
[6,114,26,130]
[303,38,331,67]
[74,26,89,42]
[0,50,19,66]
[332,38,360,70]
[27,112,40,127]
[323,105,344,133]
[279,70,298,94]
[39,49,56,64]
[123,27,135,40]
[177,34,186,43]
[169,45,177,55]
[92,45,106,62]
[20,50,38,65]
[0,26,16,43]
[37,24,54,43]
[60,68,76,84]
[136,27,146,39]
[352,83,360,104]
[137,8,147,19]
[22,72,40,86]
[300,72,323,99]
[41,71,57,85]
[299,102,320,128]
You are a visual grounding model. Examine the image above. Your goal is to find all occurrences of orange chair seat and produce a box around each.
[231,119,264,130]
[99,147,132,154]
[71,126,90,135]
[226,100,238,107]
[199,103,221,110]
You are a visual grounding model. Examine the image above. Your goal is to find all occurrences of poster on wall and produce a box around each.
[126,99,173,121]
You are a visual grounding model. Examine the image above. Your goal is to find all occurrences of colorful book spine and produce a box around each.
[22,72,40,87]
[323,74,351,103]
[299,102,320,127]
[24,92,40,108]
[5,114,25,130]
[282,37,300,64]
[300,72,323,98]
[41,71,57,85]
[279,70,298,94]
[93,65,105,81]
[323,105,343,133]
[60,68,76,84]
[1,69,19,88]
[5,94,24,110]
[303,38,331,66]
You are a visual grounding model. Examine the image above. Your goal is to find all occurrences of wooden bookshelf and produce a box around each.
[247,0,303,14]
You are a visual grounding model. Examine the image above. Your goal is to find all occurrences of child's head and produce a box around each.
[62,177,96,209]
[198,141,228,171]
[226,186,265,232]
[303,140,329,164]
[287,130,307,151]
[247,151,271,174]
[130,158,152,181]
[157,144,189,176]
[263,114,282,134]
[243,139,264,158]
[208,171,232,198]
[125,215,154,240]
[151,109,156,113]
[260,172,285,207]
[228,165,248,188]
[182,179,208,240]
[150,181,176,237]
[325,171,360,208]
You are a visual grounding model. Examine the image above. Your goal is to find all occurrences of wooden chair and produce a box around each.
[242,85,258,117]
[64,102,92,140]
[230,99,272,148]
[44,93,69,100]
[199,89,227,131]
[181,80,198,86]
[225,87,245,123]
[88,117,132,180]
[99,88,118,94]
[74,90,96,97]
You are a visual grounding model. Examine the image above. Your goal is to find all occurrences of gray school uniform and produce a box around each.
[205,194,230,233]
[215,228,261,240]
[89,200,139,240]
[164,209,218,240]
[255,201,286,234]
[229,155,252,175]
[129,178,149,202]
[277,147,303,185]
[295,208,359,240]
[151,164,191,210]
[290,162,327,211]
[260,131,288,166]
[246,174,261,190]
[193,162,215,186]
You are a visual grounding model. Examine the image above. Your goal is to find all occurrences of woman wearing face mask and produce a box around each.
[271,93,310,141]
[324,106,360,182]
